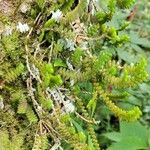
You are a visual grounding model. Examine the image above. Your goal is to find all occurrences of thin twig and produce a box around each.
[75,111,100,124]
[26,77,42,118]
[48,41,54,63]
[50,140,61,150]
[27,12,41,39]
[26,55,42,83]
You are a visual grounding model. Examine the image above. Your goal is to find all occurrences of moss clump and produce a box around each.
[0,0,148,149]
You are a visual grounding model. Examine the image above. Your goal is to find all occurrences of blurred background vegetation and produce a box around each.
[98,0,150,149]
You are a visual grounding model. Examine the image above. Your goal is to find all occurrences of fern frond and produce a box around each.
[87,124,100,150]
[103,58,148,88]
[57,68,90,82]
[1,31,22,60]
[107,91,130,100]
[11,132,24,150]
[32,134,42,150]
[17,99,28,114]
[0,130,24,150]
[0,130,10,150]
[37,85,53,111]
[75,97,100,149]
[5,63,25,83]
[26,106,38,123]
[98,86,142,121]
[32,133,48,150]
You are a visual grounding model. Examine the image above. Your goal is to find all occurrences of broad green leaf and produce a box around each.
[104,132,122,142]
[107,136,148,150]
[106,121,149,150]
[131,44,143,53]
[71,119,83,132]
[120,121,149,142]
[117,49,137,63]
[129,32,150,48]
[148,129,150,147]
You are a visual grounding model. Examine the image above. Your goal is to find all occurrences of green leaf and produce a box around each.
[88,134,95,150]
[44,19,55,28]
[131,44,143,53]
[54,59,66,67]
[148,129,150,147]
[117,48,137,63]
[104,132,121,142]
[71,119,83,132]
[71,119,86,142]
[120,121,149,141]
[129,32,150,48]
[106,121,149,150]
[87,98,96,116]
[108,136,148,150]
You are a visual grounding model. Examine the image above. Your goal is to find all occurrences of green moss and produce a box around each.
[0,0,148,150]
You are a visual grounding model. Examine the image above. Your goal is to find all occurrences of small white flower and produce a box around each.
[16,22,29,33]
[51,9,63,22]
[63,100,75,113]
